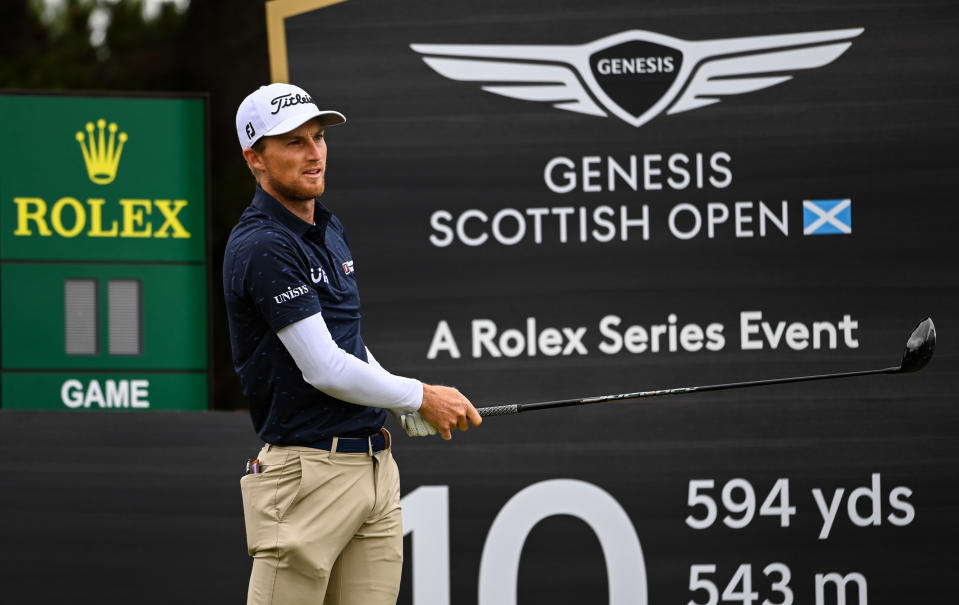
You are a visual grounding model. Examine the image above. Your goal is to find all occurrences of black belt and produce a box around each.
[315,430,388,453]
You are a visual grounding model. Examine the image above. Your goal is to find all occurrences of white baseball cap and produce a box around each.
[235,83,345,149]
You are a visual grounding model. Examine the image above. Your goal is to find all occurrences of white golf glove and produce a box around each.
[398,411,438,437]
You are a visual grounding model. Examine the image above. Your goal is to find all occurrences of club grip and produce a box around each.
[477,404,520,417]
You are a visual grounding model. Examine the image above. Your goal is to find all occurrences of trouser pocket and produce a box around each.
[240,453,303,555]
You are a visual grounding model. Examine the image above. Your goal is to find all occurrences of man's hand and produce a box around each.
[418,383,482,440]
[398,411,438,437]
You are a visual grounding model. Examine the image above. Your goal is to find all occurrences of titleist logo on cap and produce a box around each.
[270,93,314,115]
[236,83,344,149]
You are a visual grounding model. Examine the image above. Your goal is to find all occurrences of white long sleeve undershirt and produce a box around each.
[276,312,423,413]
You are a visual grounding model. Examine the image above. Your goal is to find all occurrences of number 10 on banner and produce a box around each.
[402,480,649,605]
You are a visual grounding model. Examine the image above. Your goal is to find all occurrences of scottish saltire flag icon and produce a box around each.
[803,199,851,235]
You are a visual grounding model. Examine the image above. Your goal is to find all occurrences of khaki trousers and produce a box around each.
[240,438,403,605]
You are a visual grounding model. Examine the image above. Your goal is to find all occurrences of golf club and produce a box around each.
[477,317,936,418]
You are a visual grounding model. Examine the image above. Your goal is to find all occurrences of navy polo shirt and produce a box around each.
[223,186,387,445]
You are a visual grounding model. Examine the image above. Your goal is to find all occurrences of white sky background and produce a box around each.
[41,0,191,46]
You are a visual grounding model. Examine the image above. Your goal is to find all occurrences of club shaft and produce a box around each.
[477,365,901,417]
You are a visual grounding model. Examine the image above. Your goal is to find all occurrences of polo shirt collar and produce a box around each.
[252,185,333,242]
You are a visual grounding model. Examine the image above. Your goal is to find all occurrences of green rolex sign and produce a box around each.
[0,93,208,410]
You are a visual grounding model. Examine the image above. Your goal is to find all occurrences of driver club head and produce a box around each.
[899,317,936,373]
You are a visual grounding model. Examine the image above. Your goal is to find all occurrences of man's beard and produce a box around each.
[270,175,325,202]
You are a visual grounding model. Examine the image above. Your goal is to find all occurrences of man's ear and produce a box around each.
[242,146,265,171]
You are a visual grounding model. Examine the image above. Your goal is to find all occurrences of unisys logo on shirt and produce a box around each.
[273,284,310,304]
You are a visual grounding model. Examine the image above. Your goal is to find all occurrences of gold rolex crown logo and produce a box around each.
[75,118,128,185]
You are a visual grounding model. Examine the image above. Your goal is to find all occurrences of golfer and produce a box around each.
[224,83,481,605]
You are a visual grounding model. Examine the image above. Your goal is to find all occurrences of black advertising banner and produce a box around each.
[269,1,958,603]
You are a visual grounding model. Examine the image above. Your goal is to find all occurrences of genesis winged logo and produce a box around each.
[411,28,863,127]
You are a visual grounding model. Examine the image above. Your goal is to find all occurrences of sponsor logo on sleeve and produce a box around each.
[310,267,329,284]
[273,284,311,304]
